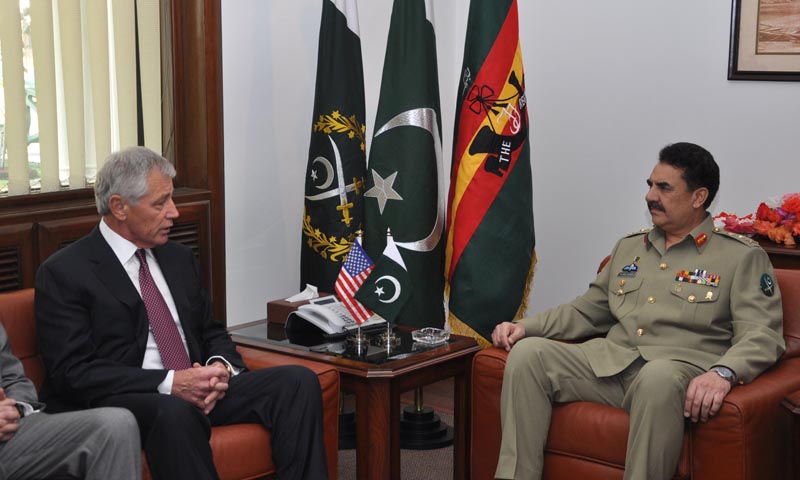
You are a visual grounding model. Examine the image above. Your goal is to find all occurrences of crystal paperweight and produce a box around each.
[411,327,449,345]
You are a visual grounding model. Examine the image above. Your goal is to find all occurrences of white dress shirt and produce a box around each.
[99,219,188,393]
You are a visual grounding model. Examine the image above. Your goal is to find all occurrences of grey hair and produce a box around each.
[94,146,176,215]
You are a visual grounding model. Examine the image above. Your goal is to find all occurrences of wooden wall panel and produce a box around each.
[1,195,214,309]
[0,0,226,321]
[0,223,35,291]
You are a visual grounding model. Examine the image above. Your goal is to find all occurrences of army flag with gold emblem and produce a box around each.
[362,0,445,328]
[301,0,368,292]
[445,0,535,347]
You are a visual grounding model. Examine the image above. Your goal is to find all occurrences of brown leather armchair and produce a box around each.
[471,268,800,479]
[0,289,340,480]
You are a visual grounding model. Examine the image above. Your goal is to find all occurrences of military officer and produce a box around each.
[492,142,784,480]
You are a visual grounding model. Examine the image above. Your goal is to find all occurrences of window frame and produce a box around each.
[0,0,227,321]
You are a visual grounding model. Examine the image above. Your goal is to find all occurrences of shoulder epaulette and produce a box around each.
[712,227,760,247]
[623,227,652,238]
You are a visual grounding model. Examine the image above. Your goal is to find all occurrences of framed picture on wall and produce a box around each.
[728,0,800,81]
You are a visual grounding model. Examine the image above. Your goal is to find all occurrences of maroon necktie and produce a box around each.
[135,249,191,370]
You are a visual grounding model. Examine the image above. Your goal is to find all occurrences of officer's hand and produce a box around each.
[683,371,731,423]
[0,389,21,443]
[492,322,526,351]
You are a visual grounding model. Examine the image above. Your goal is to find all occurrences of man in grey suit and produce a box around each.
[492,142,784,480]
[0,322,141,479]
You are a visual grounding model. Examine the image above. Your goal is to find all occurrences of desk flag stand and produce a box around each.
[399,386,454,449]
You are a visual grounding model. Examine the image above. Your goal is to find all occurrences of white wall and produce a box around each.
[221,0,800,326]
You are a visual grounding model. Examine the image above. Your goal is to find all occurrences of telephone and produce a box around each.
[286,296,386,338]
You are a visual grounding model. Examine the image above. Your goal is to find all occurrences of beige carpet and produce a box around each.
[337,412,455,479]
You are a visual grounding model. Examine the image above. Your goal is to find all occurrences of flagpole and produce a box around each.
[377,228,400,349]
[346,231,370,352]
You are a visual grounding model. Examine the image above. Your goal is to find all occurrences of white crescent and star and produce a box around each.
[311,156,334,190]
[374,275,401,303]
[364,170,402,214]
[366,107,444,253]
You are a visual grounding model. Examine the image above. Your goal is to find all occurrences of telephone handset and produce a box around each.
[286,296,386,338]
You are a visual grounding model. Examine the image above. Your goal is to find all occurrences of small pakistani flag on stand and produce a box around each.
[362,0,445,328]
[300,0,368,292]
[355,231,412,323]
[445,0,535,348]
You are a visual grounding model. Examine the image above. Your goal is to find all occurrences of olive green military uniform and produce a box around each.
[496,216,785,480]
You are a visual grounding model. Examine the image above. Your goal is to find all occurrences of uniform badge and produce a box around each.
[618,257,639,277]
[760,273,775,297]
[695,233,708,248]
[675,268,720,287]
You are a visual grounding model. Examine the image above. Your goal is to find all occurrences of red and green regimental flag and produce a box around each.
[445,0,535,348]
[362,0,445,328]
[301,0,367,293]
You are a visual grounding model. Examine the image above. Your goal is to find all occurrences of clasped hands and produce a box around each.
[171,362,230,415]
[0,388,21,443]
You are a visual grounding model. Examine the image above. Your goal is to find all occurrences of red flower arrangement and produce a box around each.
[714,193,800,246]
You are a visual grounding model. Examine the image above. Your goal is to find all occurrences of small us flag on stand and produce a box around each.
[335,239,374,324]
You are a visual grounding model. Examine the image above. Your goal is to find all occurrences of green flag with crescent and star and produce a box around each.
[301,0,367,292]
[362,0,445,328]
[355,233,412,323]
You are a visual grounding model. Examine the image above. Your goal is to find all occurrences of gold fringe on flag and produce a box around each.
[514,249,537,319]
[447,249,537,350]
[448,312,493,349]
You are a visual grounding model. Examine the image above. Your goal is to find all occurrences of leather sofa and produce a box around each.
[471,268,800,479]
[0,288,340,480]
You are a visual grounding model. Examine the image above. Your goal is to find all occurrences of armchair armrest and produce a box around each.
[235,346,340,479]
[782,388,800,415]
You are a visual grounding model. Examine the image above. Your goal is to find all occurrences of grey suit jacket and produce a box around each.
[0,323,43,408]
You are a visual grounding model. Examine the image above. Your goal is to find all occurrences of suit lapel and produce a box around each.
[87,227,150,350]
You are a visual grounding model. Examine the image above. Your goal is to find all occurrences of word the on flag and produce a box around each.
[334,240,374,324]
[445,0,535,347]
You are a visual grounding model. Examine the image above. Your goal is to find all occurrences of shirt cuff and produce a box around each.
[15,401,38,417]
[206,356,241,376]
[158,370,175,394]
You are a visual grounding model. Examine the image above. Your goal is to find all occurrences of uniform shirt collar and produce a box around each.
[99,218,144,266]
[645,214,714,254]
[688,215,714,253]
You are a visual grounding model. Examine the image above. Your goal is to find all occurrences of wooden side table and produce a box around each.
[758,238,800,270]
[229,322,480,480]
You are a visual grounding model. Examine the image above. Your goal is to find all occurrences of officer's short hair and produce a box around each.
[658,142,719,209]
[95,146,176,215]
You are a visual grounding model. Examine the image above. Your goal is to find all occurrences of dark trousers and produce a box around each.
[100,365,328,480]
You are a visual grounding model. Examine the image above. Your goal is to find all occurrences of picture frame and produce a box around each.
[728,0,800,81]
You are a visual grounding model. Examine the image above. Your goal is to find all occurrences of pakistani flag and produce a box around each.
[355,233,412,323]
[362,0,445,328]
[445,0,535,347]
[300,0,367,292]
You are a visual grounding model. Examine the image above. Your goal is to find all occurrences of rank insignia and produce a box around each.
[760,273,775,297]
[618,262,639,277]
[675,268,720,287]
[695,233,708,248]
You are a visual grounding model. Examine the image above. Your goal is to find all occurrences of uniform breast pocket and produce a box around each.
[609,277,643,319]
[670,283,719,328]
